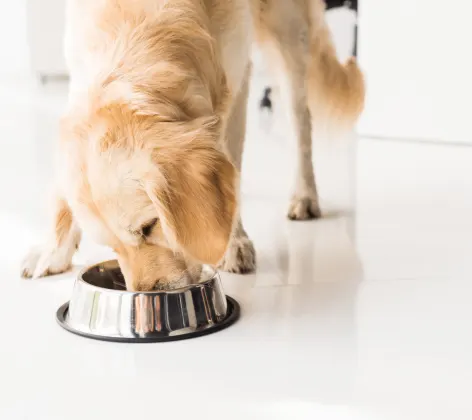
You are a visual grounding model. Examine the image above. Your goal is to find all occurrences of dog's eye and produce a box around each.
[141,218,158,237]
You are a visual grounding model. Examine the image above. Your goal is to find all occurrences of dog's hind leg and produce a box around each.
[256,2,321,220]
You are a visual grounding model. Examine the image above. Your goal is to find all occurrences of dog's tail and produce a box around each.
[307,17,365,133]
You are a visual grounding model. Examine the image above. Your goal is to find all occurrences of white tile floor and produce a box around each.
[1,68,472,420]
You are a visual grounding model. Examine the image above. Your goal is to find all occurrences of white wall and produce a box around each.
[27,0,67,77]
[0,2,30,77]
[358,0,472,145]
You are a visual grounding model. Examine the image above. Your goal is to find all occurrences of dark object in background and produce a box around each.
[259,0,358,112]
[325,0,357,11]
[325,0,358,57]
[260,87,272,112]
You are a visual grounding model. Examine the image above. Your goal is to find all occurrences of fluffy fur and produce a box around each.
[21,0,365,291]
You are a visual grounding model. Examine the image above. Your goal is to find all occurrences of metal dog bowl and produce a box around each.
[56,260,240,342]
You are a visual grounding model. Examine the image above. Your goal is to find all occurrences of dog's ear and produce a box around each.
[147,125,237,264]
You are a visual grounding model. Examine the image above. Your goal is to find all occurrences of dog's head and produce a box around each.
[60,7,237,290]
[61,105,237,291]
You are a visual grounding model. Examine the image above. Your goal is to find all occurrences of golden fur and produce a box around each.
[21,0,365,290]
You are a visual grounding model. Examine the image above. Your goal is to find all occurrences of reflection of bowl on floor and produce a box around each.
[56,260,240,342]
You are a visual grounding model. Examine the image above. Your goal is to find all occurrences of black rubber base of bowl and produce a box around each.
[56,296,240,343]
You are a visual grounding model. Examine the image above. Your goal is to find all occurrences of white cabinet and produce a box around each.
[358,0,472,144]
[27,0,67,79]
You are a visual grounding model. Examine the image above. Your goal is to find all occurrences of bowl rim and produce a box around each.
[76,260,219,296]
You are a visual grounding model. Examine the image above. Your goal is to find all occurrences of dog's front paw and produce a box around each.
[218,236,256,274]
[21,245,73,279]
[287,195,321,220]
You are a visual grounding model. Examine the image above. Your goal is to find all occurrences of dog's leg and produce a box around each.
[21,197,81,278]
[219,64,256,274]
[278,46,321,220]
[259,14,321,220]
[285,89,321,221]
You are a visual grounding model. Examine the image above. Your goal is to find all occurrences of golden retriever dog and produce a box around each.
[21,0,364,291]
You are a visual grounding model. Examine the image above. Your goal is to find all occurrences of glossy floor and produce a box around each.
[1,73,471,420]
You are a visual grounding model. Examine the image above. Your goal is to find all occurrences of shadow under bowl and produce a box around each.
[56,260,240,343]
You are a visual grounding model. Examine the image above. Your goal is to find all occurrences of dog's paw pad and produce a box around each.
[287,196,321,220]
[219,237,256,274]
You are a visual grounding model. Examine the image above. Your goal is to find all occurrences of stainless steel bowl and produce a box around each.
[56,260,239,342]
